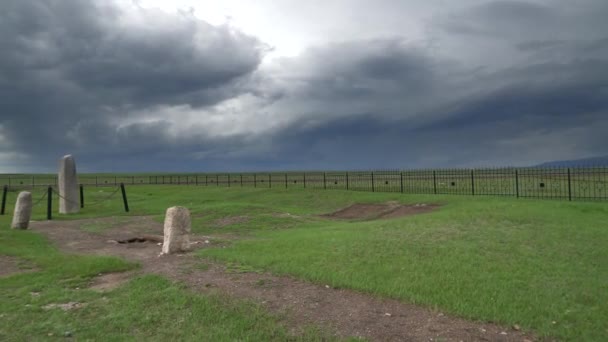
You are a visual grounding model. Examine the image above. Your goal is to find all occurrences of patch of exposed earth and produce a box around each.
[0,255,37,277]
[322,202,440,220]
[30,215,536,342]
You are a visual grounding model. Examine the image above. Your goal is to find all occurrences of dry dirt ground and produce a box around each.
[0,255,36,278]
[322,202,440,220]
[28,208,537,342]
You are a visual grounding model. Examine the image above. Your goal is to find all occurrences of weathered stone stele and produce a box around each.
[12,191,32,229]
[162,206,191,254]
[58,154,79,214]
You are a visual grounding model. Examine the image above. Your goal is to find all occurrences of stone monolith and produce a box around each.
[58,154,79,214]
[162,206,191,254]
[11,191,32,229]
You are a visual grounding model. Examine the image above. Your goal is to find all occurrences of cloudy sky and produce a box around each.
[1,0,607,172]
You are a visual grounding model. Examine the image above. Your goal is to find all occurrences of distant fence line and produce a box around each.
[1,167,607,201]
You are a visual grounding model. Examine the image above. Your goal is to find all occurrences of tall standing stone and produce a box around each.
[162,206,191,254]
[58,154,79,214]
[12,191,32,229]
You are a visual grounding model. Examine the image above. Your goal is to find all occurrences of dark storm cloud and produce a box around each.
[253,0,608,169]
[1,0,607,172]
[0,0,266,169]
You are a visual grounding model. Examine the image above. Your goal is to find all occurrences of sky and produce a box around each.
[1,0,607,173]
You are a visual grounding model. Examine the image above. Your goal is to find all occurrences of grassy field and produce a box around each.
[1,185,607,340]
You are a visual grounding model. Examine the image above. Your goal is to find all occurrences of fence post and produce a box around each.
[217,174,219,186]
[120,183,129,212]
[80,184,84,208]
[285,173,288,188]
[471,170,475,195]
[400,171,404,193]
[96,176,98,187]
[195,175,198,186]
[269,174,272,188]
[228,174,231,187]
[323,172,326,190]
[371,172,375,192]
[241,174,243,187]
[0,185,7,215]
[567,168,572,201]
[254,174,257,188]
[433,171,437,194]
[303,173,306,188]
[346,172,349,190]
[47,186,52,220]
[515,169,519,198]
[205,175,208,186]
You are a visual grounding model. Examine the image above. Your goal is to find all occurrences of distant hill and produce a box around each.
[536,155,608,167]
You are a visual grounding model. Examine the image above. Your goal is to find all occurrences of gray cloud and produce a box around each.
[0,0,607,172]
[0,0,266,169]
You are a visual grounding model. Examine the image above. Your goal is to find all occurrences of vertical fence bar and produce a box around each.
[47,187,52,220]
[269,174,272,188]
[228,174,231,187]
[346,172,349,190]
[254,174,257,188]
[323,172,327,190]
[241,174,243,187]
[400,171,404,193]
[120,183,129,212]
[515,169,520,198]
[371,172,375,192]
[96,176,98,187]
[79,184,84,208]
[0,185,7,215]
[433,171,437,194]
[567,168,572,201]
[471,170,475,195]
[285,173,288,188]
[195,175,198,186]
[216,174,219,186]
[205,175,208,186]
[303,173,306,188]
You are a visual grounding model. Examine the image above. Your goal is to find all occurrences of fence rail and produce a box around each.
[1,167,607,201]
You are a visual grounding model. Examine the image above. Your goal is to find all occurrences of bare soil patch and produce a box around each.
[43,302,87,311]
[323,202,440,220]
[89,271,138,292]
[0,255,36,278]
[30,216,536,342]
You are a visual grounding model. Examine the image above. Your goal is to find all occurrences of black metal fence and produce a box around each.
[1,167,607,201]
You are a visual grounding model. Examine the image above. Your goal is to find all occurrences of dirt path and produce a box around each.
[30,217,536,342]
[0,255,36,277]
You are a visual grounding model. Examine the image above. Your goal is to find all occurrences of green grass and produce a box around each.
[1,185,607,340]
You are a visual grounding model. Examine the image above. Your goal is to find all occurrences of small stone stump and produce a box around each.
[162,206,191,254]
[58,154,79,214]
[12,191,32,229]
